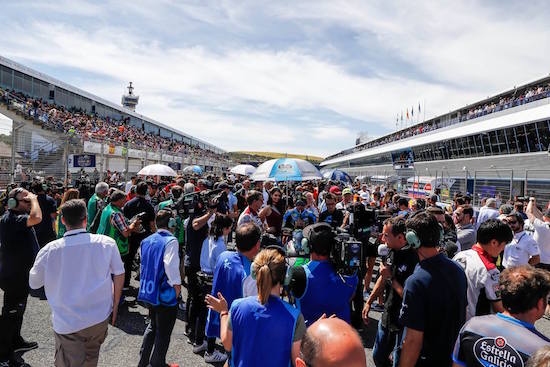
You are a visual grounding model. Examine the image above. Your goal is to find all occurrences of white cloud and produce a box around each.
[1,1,550,157]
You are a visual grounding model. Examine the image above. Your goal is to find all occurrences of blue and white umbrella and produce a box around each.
[250,158,322,182]
[321,169,352,183]
[183,165,203,175]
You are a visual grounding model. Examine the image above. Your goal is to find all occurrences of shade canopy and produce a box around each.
[138,164,178,177]
[250,158,322,182]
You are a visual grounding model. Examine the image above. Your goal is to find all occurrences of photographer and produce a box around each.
[289,222,358,326]
[123,182,156,290]
[185,192,216,349]
[362,217,418,367]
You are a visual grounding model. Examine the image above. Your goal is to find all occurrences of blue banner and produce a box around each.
[72,154,96,168]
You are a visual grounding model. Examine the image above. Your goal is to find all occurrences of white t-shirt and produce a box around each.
[532,218,550,264]
[29,229,125,334]
[502,231,541,268]
[453,247,500,321]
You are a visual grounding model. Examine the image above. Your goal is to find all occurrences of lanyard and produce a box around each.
[64,230,87,238]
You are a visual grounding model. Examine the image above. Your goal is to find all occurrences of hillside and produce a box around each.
[229,151,323,164]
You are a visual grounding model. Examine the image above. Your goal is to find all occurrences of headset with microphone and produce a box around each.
[7,188,24,210]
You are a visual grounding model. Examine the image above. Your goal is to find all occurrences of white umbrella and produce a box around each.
[230,164,257,176]
[137,164,177,177]
[250,158,322,181]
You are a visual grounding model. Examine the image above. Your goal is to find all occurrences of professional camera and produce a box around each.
[170,188,224,217]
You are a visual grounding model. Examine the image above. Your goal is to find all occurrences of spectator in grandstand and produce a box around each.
[29,199,124,367]
[363,217,418,367]
[453,220,512,321]
[296,317,366,367]
[123,182,156,289]
[87,182,108,231]
[502,212,541,268]
[398,212,467,367]
[0,188,42,366]
[452,265,550,367]
[526,197,550,272]
[55,188,79,238]
[206,247,305,367]
[454,205,476,251]
[136,209,181,367]
[475,198,499,231]
[237,190,264,228]
[31,181,58,247]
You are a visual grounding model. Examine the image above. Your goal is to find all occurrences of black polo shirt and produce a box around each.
[0,210,40,281]
[185,208,209,269]
[319,209,344,228]
[123,196,155,235]
[34,193,57,246]
[381,247,419,332]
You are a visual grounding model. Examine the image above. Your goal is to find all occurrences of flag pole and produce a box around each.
[423,99,426,123]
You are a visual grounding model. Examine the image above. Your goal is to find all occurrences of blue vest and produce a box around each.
[296,260,358,326]
[230,296,299,367]
[205,251,251,338]
[138,231,178,307]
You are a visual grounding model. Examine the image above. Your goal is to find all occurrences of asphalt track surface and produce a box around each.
[3,275,550,367]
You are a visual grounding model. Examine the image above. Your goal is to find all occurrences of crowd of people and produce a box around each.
[327,80,550,161]
[0,173,549,367]
[0,87,230,163]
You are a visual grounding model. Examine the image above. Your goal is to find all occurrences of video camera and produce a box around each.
[170,188,225,217]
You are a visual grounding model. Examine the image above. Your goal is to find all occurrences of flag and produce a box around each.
[401,111,403,121]
[418,102,421,113]
[411,106,414,117]
[406,109,409,120]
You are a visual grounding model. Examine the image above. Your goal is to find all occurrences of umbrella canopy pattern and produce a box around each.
[250,158,322,182]
[183,165,203,175]
[230,164,257,176]
[321,169,352,183]
[138,164,177,177]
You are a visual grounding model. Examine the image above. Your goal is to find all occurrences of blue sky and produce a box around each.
[1,1,550,157]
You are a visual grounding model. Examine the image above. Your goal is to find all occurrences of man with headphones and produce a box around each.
[137,209,181,367]
[0,187,42,366]
[398,211,467,367]
[288,222,358,326]
[362,217,419,367]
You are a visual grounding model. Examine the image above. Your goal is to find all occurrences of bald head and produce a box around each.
[296,318,366,367]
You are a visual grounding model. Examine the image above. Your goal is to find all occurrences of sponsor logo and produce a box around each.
[277,163,294,173]
[473,336,523,367]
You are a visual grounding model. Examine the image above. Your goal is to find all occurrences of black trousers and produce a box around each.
[186,266,203,344]
[124,233,146,287]
[0,278,29,361]
[138,304,177,367]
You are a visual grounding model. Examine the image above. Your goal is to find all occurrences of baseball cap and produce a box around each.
[342,188,352,196]
[303,222,335,251]
[329,186,341,195]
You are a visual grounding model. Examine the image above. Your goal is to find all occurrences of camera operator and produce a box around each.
[123,182,156,290]
[185,193,216,348]
[362,217,418,367]
[319,193,344,228]
[288,222,358,326]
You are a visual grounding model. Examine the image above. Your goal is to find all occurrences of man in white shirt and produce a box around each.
[502,212,540,268]
[526,197,550,270]
[29,199,125,367]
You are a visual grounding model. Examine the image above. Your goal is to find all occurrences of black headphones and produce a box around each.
[8,188,24,210]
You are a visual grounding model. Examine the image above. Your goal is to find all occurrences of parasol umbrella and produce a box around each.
[250,158,322,182]
[183,165,203,175]
[230,164,257,176]
[137,164,177,177]
[321,169,352,183]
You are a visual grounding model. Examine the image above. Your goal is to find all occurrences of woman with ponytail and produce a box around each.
[206,248,306,367]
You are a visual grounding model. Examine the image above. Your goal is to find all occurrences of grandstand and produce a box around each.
[0,55,231,183]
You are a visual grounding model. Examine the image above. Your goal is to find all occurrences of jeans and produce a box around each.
[0,278,29,361]
[138,305,178,367]
[372,319,402,367]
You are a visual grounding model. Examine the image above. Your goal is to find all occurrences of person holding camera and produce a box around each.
[398,212,467,367]
[185,194,216,349]
[206,247,306,367]
[0,187,42,366]
[123,182,156,289]
[288,222,358,326]
[362,217,419,367]
[203,222,261,362]
[137,209,181,367]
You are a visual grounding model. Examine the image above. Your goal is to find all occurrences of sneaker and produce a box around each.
[204,350,227,364]
[363,290,370,301]
[13,339,38,354]
[371,303,385,312]
[192,341,207,354]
